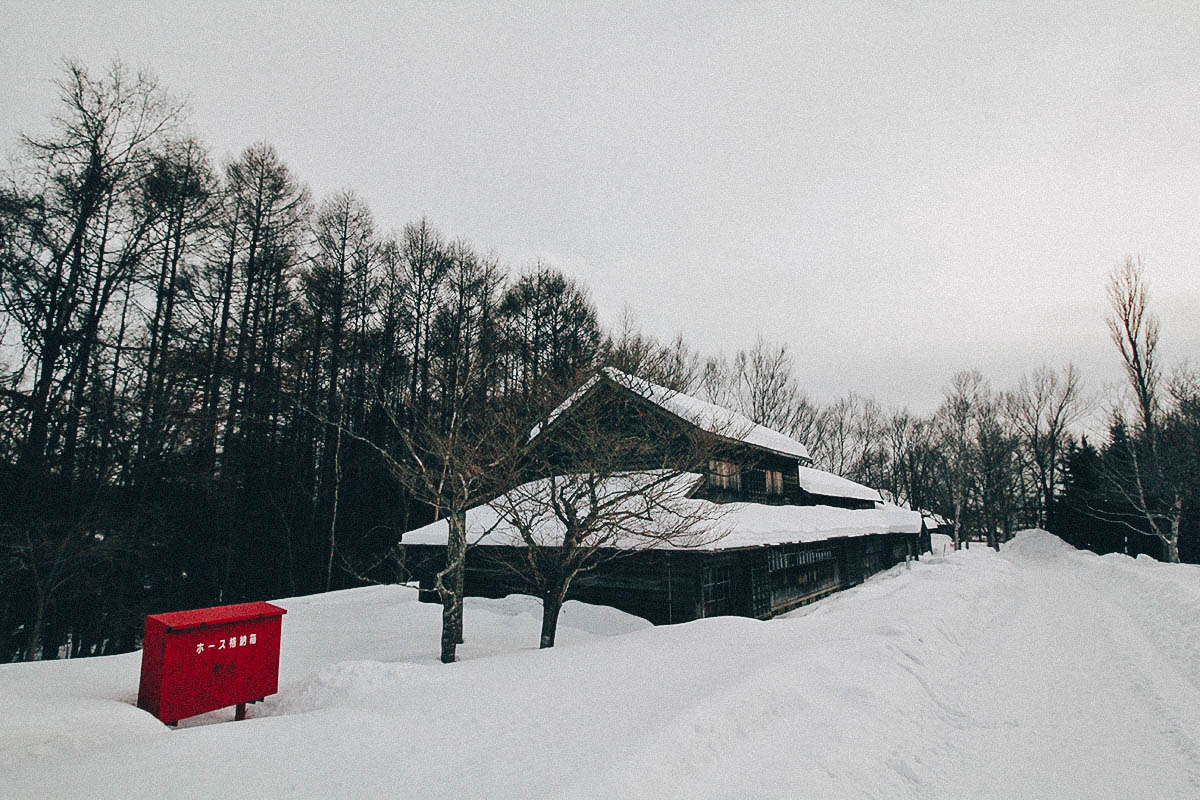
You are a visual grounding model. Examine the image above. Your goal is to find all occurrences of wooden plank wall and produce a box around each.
[401,531,922,626]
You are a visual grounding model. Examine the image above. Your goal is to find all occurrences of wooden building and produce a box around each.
[920,512,948,552]
[402,368,928,625]
[405,522,921,625]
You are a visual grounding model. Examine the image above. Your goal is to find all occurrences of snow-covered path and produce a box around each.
[3,531,1198,799]
[936,536,1200,798]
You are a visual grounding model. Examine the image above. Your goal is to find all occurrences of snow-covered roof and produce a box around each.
[921,513,950,530]
[530,367,812,462]
[696,502,921,549]
[402,472,921,552]
[798,466,883,504]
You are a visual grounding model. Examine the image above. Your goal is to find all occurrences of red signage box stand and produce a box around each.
[137,601,286,725]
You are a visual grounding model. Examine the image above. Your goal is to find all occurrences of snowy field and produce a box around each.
[3,530,1199,799]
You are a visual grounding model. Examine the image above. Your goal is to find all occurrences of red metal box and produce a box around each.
[137,601,286,725]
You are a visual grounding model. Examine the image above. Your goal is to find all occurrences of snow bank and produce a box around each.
[1002,528,1076,559]
[929,532,955,554]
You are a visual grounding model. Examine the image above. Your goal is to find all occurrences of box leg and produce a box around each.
[235,702,246,721]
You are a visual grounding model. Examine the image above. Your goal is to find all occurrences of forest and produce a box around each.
[2,61,1196,662]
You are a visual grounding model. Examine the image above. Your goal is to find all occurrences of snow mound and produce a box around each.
[465,594,651,636]
[280,659,425,714]
[929,532,954,555]
[556,599,654,636]
[1002,528,1075,559]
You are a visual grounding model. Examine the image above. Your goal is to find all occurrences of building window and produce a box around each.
[702,564,734,616]
[707,459,741,492]
[765,469,784,495]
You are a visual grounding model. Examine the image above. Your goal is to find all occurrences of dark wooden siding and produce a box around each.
[569,551,703,625]
[692,449,808,506]
[526,380,712,479]
[402,531,922,626]
[762,541,843,614]
[531,378,828,509]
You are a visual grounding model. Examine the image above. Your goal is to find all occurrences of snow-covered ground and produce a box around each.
[4,530,1199,799]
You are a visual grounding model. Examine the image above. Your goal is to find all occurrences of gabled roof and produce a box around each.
[530,367,812,462]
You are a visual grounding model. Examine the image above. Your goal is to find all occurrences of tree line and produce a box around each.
[1,61,1195,662]
[0,61,606,661]
[614,259,1196,564]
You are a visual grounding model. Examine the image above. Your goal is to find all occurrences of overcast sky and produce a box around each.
[3,1,1198,415]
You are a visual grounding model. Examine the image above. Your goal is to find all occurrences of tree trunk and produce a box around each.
[221,226,261,474]
[540,590,566,649]
[62,200,114,478]
[952,497,963,551]
[440,590,461,664]
[452,553,466,645]
[200,215,239,474]
[324,420,343,591]
[1165,492,1183,564]
[22,339,62,471]
[27,587,47,662]
[451,510,466,645]
[438,510,468,663]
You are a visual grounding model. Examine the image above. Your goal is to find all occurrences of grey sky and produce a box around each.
[3,1,1198,414]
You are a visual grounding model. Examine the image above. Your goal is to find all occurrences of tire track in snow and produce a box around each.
[1077,562,1200,793]
[931,542,1200,799]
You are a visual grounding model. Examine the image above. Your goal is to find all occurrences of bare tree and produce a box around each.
[731,337,823,446]
[0,61,185,657]
[601,310,700,394]
[498,263,602,406]
[378,243,511,662]
[334,389,515,662]
[487,390,728,648]
[305,190,378,590]
[695,337,823,452]
[1101,259,1186,562]
[734,336,795,431]
[937,371,987,550]
[1108,258,1160,437]
[1008,365,1085,527]
[132,138,218,478]
[2,60,183,473]
[815,393,884,480]
[974,389,1020,549]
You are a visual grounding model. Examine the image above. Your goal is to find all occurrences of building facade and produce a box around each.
[402,368,927,624]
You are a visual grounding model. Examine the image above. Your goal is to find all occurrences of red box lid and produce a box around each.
[148,601,287,632]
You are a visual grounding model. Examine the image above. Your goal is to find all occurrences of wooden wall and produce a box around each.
[402,531,923,626]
